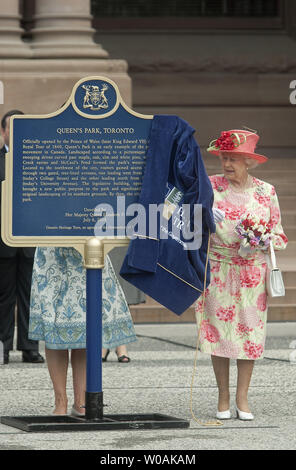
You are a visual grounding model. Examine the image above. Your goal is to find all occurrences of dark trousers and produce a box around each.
[0,253,38,352]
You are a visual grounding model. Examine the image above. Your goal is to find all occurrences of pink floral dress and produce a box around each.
[195,175,288,360]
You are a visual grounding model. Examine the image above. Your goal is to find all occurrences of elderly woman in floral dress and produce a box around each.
[195,129,288,421]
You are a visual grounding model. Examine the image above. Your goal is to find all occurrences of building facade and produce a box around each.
[1,0,296,321]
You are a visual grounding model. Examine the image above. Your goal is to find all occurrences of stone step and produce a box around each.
[259,153,296,168]
[130,304,195,323]
[144,295,162,306]
[278,196,296,211]
[144,288,296,306]
[267,305,296,322]
[276,241,296,257]
[281,211,296,226]
[130,303,296,323]
[278,252,296,287]
[269,287,296,305]
[282,271,296,288]
[283,226,296,241]
[253,170,296,180]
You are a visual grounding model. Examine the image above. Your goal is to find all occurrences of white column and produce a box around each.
[30,0,109,58]
[0,0,32,58]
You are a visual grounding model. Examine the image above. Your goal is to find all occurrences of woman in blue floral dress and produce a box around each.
[29,247,137,416]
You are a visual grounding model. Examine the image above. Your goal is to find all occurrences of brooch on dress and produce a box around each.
[255,186,266,196]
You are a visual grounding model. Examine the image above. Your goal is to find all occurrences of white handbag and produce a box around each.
[266,240,285,298]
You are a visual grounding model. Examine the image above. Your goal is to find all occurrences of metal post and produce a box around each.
[84,238,105,420]
[0,340,4,365]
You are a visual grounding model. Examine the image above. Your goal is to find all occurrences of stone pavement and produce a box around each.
[0,323,295,451]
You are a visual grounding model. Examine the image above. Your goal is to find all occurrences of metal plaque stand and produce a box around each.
[1,238,190,432]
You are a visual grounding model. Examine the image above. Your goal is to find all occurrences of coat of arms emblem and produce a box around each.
[82,83,109,110]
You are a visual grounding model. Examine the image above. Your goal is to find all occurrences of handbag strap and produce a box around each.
[269,239,277,270]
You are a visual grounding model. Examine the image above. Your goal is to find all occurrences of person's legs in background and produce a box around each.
[102,345,130,363]
[0,257,17,363]
[16,252,44,362]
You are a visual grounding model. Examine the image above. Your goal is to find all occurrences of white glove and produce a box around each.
[213,208,225,224]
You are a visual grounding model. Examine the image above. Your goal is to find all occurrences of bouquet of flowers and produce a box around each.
[235,213,272,257]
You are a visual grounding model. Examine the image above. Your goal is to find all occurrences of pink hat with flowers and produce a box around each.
[207,129,268,164]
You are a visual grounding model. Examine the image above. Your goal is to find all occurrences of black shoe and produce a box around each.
[22,350,45,363]
[102,349,110,362]
[4,350,9,365]
[117,354,131,363]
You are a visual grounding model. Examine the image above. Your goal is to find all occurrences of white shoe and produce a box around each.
[236,406,254,421]
[216,409,231,420]
[71,405,85,417]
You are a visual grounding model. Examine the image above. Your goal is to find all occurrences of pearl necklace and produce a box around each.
[227,175,253,193]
